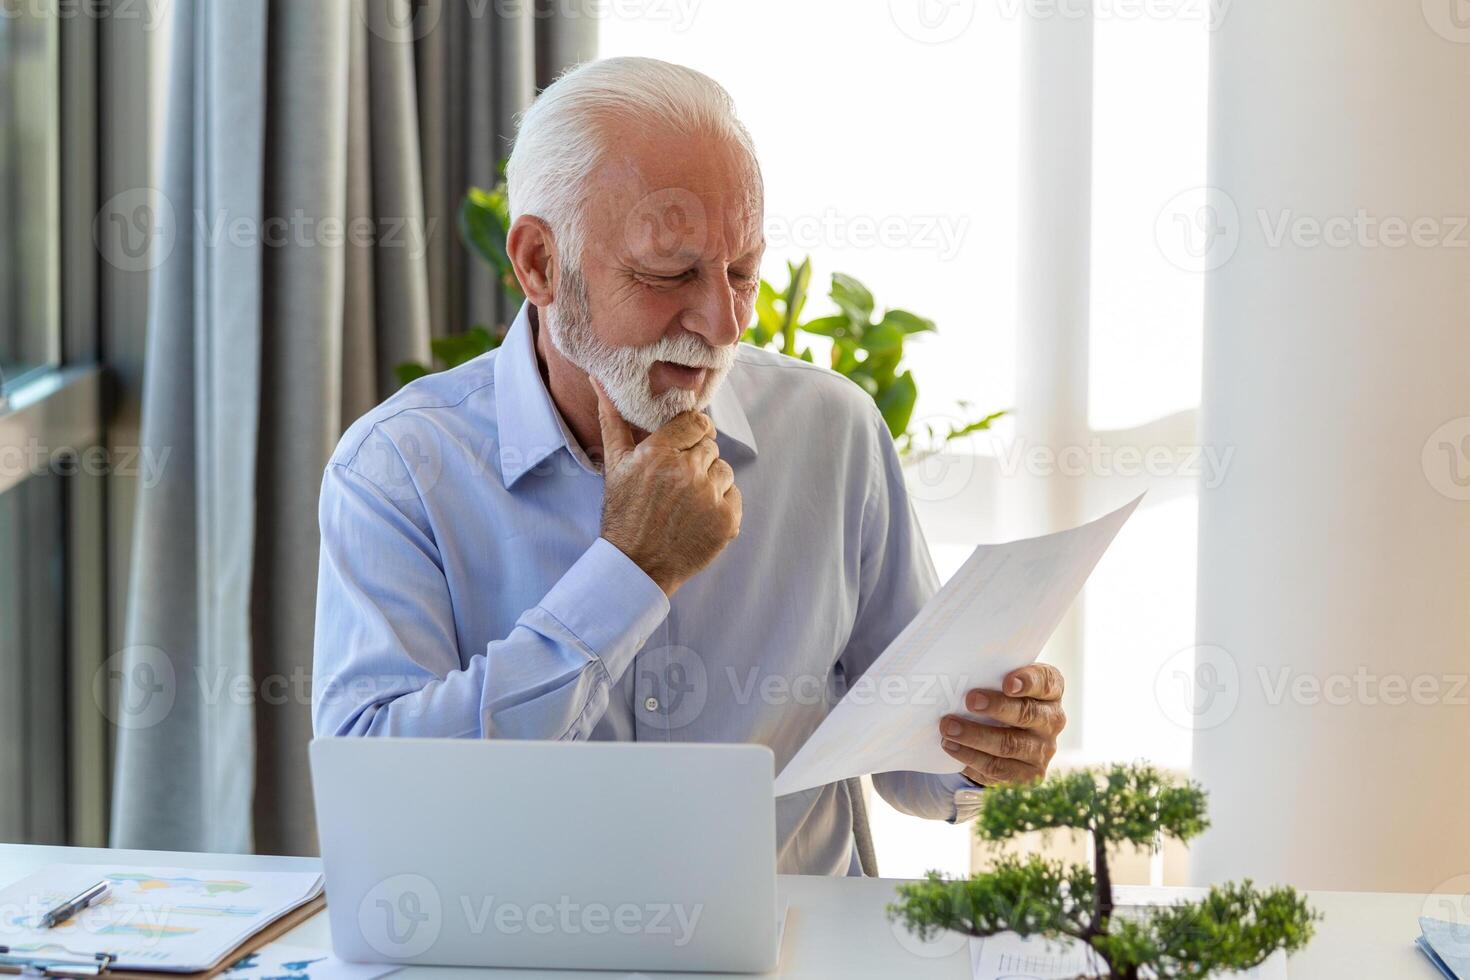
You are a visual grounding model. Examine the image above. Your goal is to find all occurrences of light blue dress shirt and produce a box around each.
[312,302,976,875]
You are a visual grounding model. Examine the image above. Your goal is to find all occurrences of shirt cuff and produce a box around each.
[531,536,671,685]
[943,771,985,824]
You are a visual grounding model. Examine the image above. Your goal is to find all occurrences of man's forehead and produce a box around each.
[594,151,761,210]
[585,155,765,264]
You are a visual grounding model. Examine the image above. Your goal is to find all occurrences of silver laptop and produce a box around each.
[309,737,780,973]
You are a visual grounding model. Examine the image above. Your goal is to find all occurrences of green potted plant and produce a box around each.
[743,256,1004,459]
[887,763,1319,979]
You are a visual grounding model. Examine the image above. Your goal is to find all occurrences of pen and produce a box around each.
[39,880,110,929]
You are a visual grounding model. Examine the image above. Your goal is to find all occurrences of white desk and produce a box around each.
[0,844,1443,978]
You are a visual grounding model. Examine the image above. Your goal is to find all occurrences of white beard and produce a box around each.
[543,267,736,433]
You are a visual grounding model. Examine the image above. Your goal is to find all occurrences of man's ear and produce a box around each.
[506,215,558,307]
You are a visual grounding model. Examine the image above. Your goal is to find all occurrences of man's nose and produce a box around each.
[680,278,743,348]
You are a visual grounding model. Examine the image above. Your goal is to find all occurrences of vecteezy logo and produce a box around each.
[363,424,444,503]
[636,645,709,731]
[888,0,976,43]
[1423,0,1470,43]
[623,187,708,266]
[358,874,442,958]
[360,0,441,42]
[1154,644,1239,731]
[889,908,970,959]
[1155,186,1240,273]
[901,413,981,503]
[94,187,176,273]
[1423,875,1470,958]
[93,646,177,731]
[1422,417,1470,501]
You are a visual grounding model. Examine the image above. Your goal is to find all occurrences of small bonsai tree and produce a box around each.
[887,764,1319,979]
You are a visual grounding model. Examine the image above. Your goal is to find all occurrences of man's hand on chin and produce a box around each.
[938,663,1066,787]
[593,379,742,599]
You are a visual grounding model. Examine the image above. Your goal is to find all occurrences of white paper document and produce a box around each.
[773,495,1142,797]
[970,932,1107,978]
[0,865,324,973]
[222,944,398,980]
[970,933,1288,979]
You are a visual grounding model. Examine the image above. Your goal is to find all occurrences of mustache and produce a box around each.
[639,332,736,370]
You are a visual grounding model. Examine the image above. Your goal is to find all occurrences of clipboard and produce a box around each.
[0,895,326,980]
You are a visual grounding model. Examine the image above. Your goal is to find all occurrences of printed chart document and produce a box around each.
[221,945,397,980]
[970,933,1288,979]
[774,495,1142,797]
[0,865,324,973]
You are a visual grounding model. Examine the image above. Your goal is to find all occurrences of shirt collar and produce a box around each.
[707,370,759,461]
[494,304,577,487]
[494,302,759,489]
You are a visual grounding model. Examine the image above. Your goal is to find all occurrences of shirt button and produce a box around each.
[644,696,660,712]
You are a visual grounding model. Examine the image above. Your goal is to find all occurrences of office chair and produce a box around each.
[845,776,878,877]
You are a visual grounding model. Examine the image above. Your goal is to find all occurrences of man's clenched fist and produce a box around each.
[594,380,742,597]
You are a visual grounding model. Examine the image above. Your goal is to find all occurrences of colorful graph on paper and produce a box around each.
[0,864,323,971]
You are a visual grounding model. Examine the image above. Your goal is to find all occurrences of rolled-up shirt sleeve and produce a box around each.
[312,457,669,741]
[836,409,979,823]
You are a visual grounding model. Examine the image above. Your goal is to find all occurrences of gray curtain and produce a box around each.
[111,0,594,856]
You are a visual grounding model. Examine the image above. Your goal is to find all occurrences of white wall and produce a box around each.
[1193,0,1470,892]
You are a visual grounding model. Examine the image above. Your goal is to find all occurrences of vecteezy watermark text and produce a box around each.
[763,210,970,261]
[2,0,170,30]
[0,440,171,488]
[1156,644,1470,731]
[997,437,1234,489]
[1258,666,1469,708]
[356,874,702,960]
[459,896,702,946]
[1258,209,1470,251]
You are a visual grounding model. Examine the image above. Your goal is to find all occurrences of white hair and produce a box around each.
[505,56,758,273]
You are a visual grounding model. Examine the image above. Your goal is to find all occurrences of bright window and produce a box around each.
[600,2,1019,424]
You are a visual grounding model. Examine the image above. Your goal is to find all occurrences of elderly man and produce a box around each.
[312,56,1066,876]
